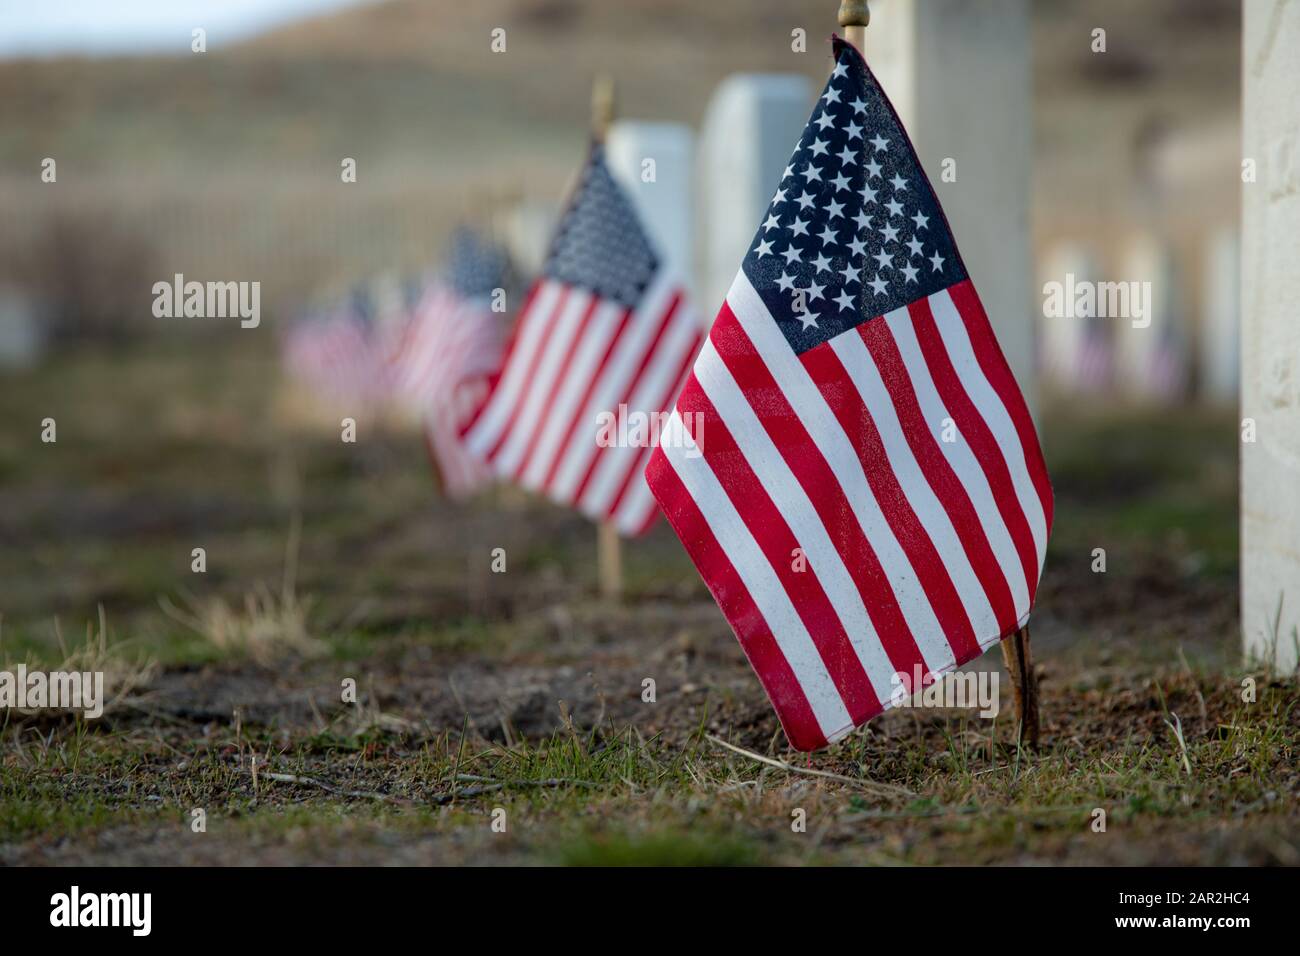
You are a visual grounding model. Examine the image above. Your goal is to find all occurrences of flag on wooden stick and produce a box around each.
[462,144,702,535]
[645,38,1053,752]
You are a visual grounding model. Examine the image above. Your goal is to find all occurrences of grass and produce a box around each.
[0,336,1295,865]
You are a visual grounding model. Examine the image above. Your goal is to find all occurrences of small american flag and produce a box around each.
[394,228,509,498]
[284,285,390,409]
[645,38,1054,752]
[463,145,702,535]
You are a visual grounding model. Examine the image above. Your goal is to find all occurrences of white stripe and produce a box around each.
[520,301,624,491]
[548,274,677,501]
[884,307,1032,619]
[464,280,563,457]
[928,289,1048,567]
[693,336,901,704]
[658,411,852,738]
[579,300,698,516]
[493,288,592,476]
[726,271,956,675]
[831,326,1001,639]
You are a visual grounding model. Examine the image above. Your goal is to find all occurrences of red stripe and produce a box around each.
[645,446,826,751]
[460,281,542,439]
[571,291,684,505]
[539,307,634,494]
[604,330,702,521]
[859,318,1020,636]
[909,296,1039,601]
[511,294,601,483]
[947,280,1054,533]
[677,373,879,724]
[484,286,570,464]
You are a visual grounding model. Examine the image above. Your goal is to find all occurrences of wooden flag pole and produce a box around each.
[590,74,624,602]
[836,0,1039,746]
[837,0,870,50]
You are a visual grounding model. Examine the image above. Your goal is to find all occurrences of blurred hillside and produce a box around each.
[0,0,1240,330]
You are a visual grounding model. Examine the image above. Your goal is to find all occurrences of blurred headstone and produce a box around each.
[504,199,560,279]
[1038,241,1111,395]
[862,0,1036,413]
[697,73,813,317]
[0,287,45,369]
[1114,233,1188,401]
[1242,2,1300,673]
[605,121,696,298]
[1199,226,1240,405]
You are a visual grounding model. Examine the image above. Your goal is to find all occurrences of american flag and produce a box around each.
[393,228,508,498]
[462,145,702,535]
[284,284,390,409]
[645,39,1054,752]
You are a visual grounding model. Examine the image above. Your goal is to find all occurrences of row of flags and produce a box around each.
[284,37,1053,752]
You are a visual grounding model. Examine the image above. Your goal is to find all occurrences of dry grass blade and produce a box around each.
[705,734,914,799]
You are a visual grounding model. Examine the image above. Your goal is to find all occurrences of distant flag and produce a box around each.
[462,145,703,535]
[394,228,509,498]
[645,39,1054,752]
[1075,312,1112,394]
[284,284,389,409]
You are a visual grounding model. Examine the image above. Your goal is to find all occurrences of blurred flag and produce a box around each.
[462,145,702,535]
[645,39,1054,751]
[284,284,389,409]
[394,228,509,498]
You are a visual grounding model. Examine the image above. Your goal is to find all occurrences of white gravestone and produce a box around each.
[605,121,696,300]
[697,74,814,318]
[1242,0,1300,673]
[862,0,1036,413]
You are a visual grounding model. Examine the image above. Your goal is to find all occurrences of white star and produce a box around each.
[901,263,919,283]
[796,191,816,210]
[817,224,838,247]
[847,236,867,258]
[763,213,781,232]
[805,279,826,301]
[849,96,867,115]
[822,85,842,105]
[837,145,857,167]
[834,288,856,312]
[911,211,930,231]
[772,187,787,204]
[845,120,863,141]
[929,251,945,271]
[796,309,819,331]
[815,112,835,131]
[890,173,908,192]
[804,163,824,183]
[873,250,892,272]
[861,183,878,205]
[782,164,796,180]
[885,198,904,218]
[810,137,830,157]
[881,223,899,244]
[906,236,924,258]
[868,276,889,296]
[840,263,859,286]
[790,217,810,237]
[781,243,803,265]
[854,209,872,232]
[864,159,882,179]
[869,134,890,153]
[832,61,848,79]
[755,238,774,257]
[826,198,846,220]
[831,172,852,193]
[775,272,797,292]
[812,252,833,273]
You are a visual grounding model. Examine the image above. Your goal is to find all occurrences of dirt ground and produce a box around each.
[1,338,1295,866]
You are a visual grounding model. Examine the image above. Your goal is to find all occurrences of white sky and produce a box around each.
[0,0,381,58]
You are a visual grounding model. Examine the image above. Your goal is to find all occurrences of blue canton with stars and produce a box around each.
[543,144,659,309]
[444,225,509,301]
[743,39,966,355]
